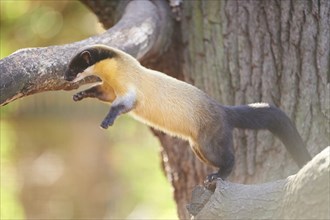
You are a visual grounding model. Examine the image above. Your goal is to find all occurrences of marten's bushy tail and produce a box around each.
[225,103,312,168]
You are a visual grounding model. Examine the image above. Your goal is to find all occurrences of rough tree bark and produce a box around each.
[178,0,329,218]
[187,147,330,219]
[0,0,329,219]
[179,0,329,183]
[156,0,330,218]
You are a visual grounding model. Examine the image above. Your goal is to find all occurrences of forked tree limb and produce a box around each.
[187,147,330,219]
[0,0,173,106]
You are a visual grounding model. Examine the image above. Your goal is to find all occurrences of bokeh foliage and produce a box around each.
[0,1,176,219]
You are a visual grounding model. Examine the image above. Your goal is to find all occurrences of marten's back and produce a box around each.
[130,68,214,141]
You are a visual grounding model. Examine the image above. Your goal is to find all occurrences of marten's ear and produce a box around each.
[80,51,92,65]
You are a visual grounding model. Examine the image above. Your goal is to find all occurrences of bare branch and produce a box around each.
[188,147,330,219]
[0,0,173,106]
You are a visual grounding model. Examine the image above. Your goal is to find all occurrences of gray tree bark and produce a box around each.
[187,147,330,219]
[180,0,329,184]
[159,0,330,218]
[0,0,329,219]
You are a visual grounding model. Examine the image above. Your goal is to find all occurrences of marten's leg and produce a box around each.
[73,84,116,102]
[100,89,136,129]
[198,129,235,182]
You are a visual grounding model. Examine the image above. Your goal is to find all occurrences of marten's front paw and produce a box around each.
[73,92,86,101]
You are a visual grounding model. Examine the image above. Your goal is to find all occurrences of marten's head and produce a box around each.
[64,45,118,82]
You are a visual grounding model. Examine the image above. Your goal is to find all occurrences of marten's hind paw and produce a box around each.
[204,173,222,184]
[203,173,223,192]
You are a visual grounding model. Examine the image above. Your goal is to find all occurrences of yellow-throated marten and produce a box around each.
[64,45,311,181]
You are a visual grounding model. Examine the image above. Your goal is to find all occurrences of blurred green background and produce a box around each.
[0,1,177,219]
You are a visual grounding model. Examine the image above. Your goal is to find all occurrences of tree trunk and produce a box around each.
[148,0,329,218]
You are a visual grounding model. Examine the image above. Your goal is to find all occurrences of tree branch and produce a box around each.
[187,146,330,219]
[0,0,173,106]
